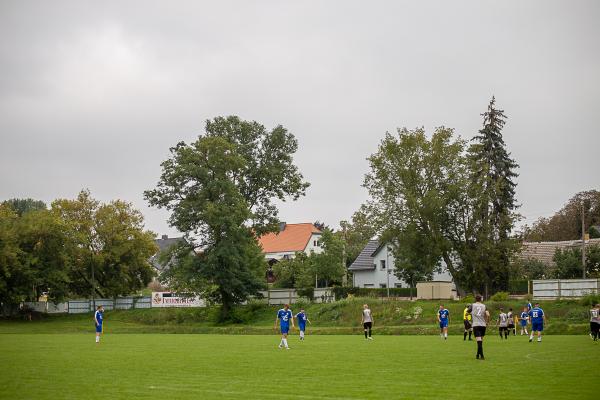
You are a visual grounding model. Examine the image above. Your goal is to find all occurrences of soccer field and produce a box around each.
[0,334,597,400]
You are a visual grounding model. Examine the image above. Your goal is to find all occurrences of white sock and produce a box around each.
[530,334,533,339]
[95,336,99,343]
[300,331,304,339]
[283,338,288,348]
[444,333,447,338]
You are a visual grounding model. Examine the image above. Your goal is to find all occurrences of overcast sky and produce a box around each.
[1,1,599,237]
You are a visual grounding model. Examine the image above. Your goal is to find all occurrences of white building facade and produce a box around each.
[349,240,452,288]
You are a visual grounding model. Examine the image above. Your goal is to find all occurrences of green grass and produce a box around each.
[0,333,597,399]
[0,298,592,335]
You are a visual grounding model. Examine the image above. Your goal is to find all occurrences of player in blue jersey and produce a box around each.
[528,302,546,342]
[275,304,294,349]
[519,306,529,335]
[437,304,450,340]
[295,308,311,341]
[94,305,104,344]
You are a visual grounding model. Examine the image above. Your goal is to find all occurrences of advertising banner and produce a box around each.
[151,292,205,308]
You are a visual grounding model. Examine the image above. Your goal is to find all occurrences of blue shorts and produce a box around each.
[532,322,543,332]
[280,325,290,334]
[299,324,306,332]
[520,320,527,327]
[95,324,103,333]
[439,321,448,329]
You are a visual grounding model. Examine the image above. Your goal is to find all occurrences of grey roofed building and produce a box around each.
[520,238,600,267]
[348,239,452,288]
[150,234,187,273]
[348,239,379,271]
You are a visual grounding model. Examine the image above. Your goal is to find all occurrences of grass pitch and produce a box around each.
[0,333,597,400]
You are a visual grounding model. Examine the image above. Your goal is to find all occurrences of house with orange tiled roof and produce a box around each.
[258,222,323,265]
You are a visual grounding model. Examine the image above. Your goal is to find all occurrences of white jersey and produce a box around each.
[471,303,487,327]
[498,313,508,327]
[363,309,372,323]
[590,308,600,323]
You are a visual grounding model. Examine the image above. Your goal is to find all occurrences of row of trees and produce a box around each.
[0,192,157,309]
[523,190,600,241]
[361,97,519,295]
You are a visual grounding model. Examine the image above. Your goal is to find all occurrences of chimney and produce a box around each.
[279,222,286,232]
[161,234,168,240]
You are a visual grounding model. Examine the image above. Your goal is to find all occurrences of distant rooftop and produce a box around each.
[348,239,379,271]
[258,223,322,254]
[521,238,600,266]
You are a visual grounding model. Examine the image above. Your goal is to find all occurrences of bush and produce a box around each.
[332,287,416,299]
[490,291,510,302]
[579,293,600,307]
[461,294,475,304]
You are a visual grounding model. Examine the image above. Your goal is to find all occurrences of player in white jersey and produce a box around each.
[361,304,373,340]
[468,295,490,360]
[496,308,509,339]
[589,303,600,341]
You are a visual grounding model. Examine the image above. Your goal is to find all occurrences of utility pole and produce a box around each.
[341,223,348,287]
[386,246,390,298]
[582,202,586,279]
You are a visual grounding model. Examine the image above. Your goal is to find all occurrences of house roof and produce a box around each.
[520,238,600,267]
[150,235,187,272]
[348,239,380,271]
[258,223,322,254]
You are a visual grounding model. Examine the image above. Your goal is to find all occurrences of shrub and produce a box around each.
[461,294,475,304]
[579,293,600,307]
[490,291,510,302]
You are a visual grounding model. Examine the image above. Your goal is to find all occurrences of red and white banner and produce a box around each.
[151,292,205,308]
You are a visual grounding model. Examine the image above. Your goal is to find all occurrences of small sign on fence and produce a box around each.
[151,292,205,308]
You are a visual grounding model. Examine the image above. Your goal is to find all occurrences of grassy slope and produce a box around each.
[0,298,592,335]
[0,334,597,400]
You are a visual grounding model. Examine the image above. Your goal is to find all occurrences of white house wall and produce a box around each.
[264,234,323,261]
[352,245,453,288]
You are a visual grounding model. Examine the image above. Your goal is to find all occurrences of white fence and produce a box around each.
[532,279,599,300]
[259,288,334,305]
[21,288,334,314]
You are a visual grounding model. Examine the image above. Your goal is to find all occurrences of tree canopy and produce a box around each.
[145,117,309,319]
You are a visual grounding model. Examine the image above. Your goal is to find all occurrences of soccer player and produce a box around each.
[438,304,449,340]
[519,307,529,335]
[94,305,104,344]
[468,295,490,360]
[463,304,473,341]
[496,308,509,339]
[507,308,516,336]
[275,304,294,349]
[528,302,546,343]
[361,304,373,340]
[589,303,600,341]
[295,308,311,340]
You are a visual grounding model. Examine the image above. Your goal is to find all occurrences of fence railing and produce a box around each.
[532,279,599,299]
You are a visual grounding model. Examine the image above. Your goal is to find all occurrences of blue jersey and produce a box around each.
[527,302,532,311]
[95,310,103,325]
[529,307,544,324]
[277,309,293,328]
[296,312,307,327]
[520,311,529,321]
[438,309,449,322]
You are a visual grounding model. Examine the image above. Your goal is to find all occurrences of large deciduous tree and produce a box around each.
[51,190,157,299]
[364,127,464,293]
[145,117,309,319]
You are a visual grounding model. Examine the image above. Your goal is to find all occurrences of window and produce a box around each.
[380,284,387,288]
[394,283,403,288]
[380,260,386,270]
[364,284,374,288]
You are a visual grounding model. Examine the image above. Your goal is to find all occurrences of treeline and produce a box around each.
[0,191,157,309]
[523,190,600,242]
[357,97,519,295]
